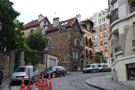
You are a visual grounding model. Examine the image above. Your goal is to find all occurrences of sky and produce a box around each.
[10,0,108,24]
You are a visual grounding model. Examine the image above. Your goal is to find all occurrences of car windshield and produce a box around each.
[46,66,56,71]
[85,65,92,68]
[16,67,26,72]
[98,65,102,67]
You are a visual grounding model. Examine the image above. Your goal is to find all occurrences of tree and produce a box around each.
[94,53,106,63]
[26,31,47,51]
[25,31,47,65]
[0,0,25,53]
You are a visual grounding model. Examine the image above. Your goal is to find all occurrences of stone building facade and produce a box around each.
[109,0,135,88]
[45,17,84,71]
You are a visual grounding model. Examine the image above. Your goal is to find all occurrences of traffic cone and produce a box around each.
[48,72,51,80]
[49,81,52,90]
[20,77,26,90]
[29,81,32,90]
[37,76,42,89]
[45,83,49,90]
[52,72,55,79]
[35,76,38,87]
[44,79,47,89]
[27,84,29,90]
[40,79,45,90]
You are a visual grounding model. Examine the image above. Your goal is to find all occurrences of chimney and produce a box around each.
[53,17,59,27]
[38,14,44,22]
[76,14,81,23]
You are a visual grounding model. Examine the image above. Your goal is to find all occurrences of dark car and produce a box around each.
[0,65,3,85]
[41,66,66,78]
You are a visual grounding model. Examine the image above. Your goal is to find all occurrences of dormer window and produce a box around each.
[44,21,46,25]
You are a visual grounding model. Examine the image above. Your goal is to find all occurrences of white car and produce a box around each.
[98,63,109,72]
[83,64,98,73]
[11,66,38,83]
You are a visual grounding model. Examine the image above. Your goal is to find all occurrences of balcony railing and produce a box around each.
[130,3,135,13]
[132,40,135,47]
[115,45,122,53]
[110,9,119,25]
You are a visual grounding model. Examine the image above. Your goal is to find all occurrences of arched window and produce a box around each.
[86,49,88,58]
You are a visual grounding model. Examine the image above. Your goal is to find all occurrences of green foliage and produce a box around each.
[94,54,106,63]
[24,50,38,66]
[26,31,47,51]
[0,0,25,53]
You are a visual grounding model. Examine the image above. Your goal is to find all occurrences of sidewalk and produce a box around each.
[85,75,135,90]
[0,77,11,90]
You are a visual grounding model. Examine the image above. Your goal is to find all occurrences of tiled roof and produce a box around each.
[46,17,76,32]
[22,17,50,29]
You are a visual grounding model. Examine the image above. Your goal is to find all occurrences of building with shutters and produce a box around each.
[108,0,135,87]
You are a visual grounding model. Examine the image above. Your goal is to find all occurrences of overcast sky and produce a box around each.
[10,0,108,24]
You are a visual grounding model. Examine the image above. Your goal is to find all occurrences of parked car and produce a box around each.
[98,63,109,72]
[11,66,38,84]
[83,64,98,73]
[40,66,67,78]
[0,65,3,85]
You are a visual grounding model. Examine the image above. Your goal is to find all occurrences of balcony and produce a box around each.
[114,45,123,55]
[130,2,135,13]
[110,9,119,25]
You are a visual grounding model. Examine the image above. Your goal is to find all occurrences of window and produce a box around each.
[44,21,46,25]
[105,46,107,52]
[74,24,77,31]
[74,38,77,47]
[99,19,101,24]
[127,63,135,81]
[100,41,103,46]
[100,34,102,39]
[100,27,102,32]
[104,25,106,30]
[30,29,33,32]
[104,32,106,37]
[45,39,50,50]
[105,39,107,44]
[86,36,88,45]
[73,52,78,61]
[86,49,88,58]
[94,42,97,47]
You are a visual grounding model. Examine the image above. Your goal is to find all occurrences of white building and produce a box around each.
[109,0,135,88]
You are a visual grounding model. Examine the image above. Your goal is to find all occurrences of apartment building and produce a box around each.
[90,9,111,60]
[108,0,135,87]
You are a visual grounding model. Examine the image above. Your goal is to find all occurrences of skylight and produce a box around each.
[61,22,68,26]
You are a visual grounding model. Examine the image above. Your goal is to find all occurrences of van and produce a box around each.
[98,63,109,72]
[83,63,98,73]
[11,66,38,83]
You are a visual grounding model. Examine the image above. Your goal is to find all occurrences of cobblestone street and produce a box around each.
[50,71,110,90]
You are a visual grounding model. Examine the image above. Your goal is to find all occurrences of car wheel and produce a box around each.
[0,71,3,85]
[63,72,66,76]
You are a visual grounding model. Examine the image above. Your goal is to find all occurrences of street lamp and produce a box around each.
[0,22,2,31]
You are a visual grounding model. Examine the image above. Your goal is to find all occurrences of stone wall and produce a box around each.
[0,52,14,77]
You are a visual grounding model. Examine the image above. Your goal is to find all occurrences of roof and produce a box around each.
[21,17,50,30]
[80,19,93,28]
[46,17,76,32]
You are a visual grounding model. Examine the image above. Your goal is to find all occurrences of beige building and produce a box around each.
[20,14,59,73]
[109,0,135,87]
[90,9,111,61]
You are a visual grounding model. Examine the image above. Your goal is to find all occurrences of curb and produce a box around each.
[85,79,108,90]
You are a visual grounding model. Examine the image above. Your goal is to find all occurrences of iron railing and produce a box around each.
[110,9,119,25]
